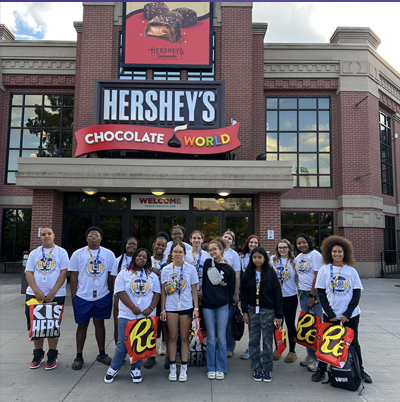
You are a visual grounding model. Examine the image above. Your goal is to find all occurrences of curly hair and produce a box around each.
[209,236,227,253]
[272,239,295,266]
[321,235,355,266]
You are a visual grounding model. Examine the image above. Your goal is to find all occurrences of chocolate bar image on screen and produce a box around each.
[170,7,198,28]
[145,15,181,43]
[143,2,169,21]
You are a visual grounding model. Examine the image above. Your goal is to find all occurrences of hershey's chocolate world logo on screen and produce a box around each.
[95,80,225,129]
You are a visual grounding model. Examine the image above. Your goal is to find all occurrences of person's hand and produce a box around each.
[329,317,338,322]
[307,296,314,308]
[161,311,167,321]
[274,318,282,328]
[198,289,203,300]
[243,312,249,325]
[193,309,199,319]
[233,293,239,305]
[142,307,152,317]
[340,315,349,323]
[45,289,56,303]
[34,289,45,302]
[131,306,142,316]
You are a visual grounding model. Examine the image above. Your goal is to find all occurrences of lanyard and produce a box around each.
[153,255,165,268]
[330,263,344,291]
[256,271,261,306]
[172,263,184,300]
[41,245,55,275]
[275,258,289,289]
[192,250,202,275]
[87,247,101,279]
[133,268,145,296]
[124,254,132,269]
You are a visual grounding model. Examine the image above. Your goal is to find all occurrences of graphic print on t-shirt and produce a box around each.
[83,254,106,279]
[131,275,150,297]
[296,260,310,272]
[36,256,56,274]
[330,275,349,296]
[275,265,290,281]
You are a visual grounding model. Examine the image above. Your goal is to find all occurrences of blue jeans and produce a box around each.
[248,306,274,373]
[299,290,323,359]
[110,318,142,371]
[226,304,236,353]
[203,304,229,373]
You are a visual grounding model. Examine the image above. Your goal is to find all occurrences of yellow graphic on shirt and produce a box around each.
[87,261,104,275]
[38,259,55,272]
[296,260,308,272]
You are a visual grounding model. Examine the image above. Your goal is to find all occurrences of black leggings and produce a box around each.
[318,314,363,371]
[274,294,298,353]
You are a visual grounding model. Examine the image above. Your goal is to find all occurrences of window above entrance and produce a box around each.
[193,197,252,211]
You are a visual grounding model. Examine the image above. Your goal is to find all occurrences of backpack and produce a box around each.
[329,346,363,392]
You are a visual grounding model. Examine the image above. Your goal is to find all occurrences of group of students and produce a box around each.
[24,225,372,386]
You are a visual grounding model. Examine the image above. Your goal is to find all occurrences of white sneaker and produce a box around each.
[159,342,167,356]
[308,360,318,372]
[240,349,250,360]
[216,371,224,380]
[130,368,142,383]
[300,355,314,366]
[207,371,216,380]
[179,364,188,382]
[169,363,177,381]
[104,367,119,384]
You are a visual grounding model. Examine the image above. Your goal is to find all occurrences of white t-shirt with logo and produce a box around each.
[316,264,363,319]
[111,254,133,277]
[114,268,161,320]
[184,249,210,290]
[68,246,116,301]
[161,262,199,311]
[294,249,323,291]
[25,245,69,297]
[223,248,241,272]
[269,256,297,297]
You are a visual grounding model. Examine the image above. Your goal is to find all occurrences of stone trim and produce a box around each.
[252,22,268,36]
[330,27,381,50]
[338,210,385,228]
[0,196,33,206]
[1,24,15,40]
[15,158,293,194]
[264,62,339,76]
[338,195,383,210]
[281,199,339,209]
[382,204,397,215]
[380,74,400,102]
[74,21,82,33]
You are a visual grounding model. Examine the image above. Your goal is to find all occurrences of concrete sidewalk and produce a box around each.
[1,274,399,402]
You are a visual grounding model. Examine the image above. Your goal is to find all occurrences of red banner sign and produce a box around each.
[75,123,240,157]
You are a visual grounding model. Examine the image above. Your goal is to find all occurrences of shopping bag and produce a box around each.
[125,316,159,364]
[315,323,354,368]
[232,305,244,341]
[274,327,287,357]
[189,328,207,367]
[294,310,322,349]
[189,318,203,349]
[28,303,63,340]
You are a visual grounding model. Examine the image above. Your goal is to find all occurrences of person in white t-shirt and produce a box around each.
[311,235,372,384]
[104,248,161,384]
[68,226,116,371]
[163,225,192,260]
[270,239,298,363]
[161,242,199,382]
[294,233,324,371]
[25,227,69,370]
[222,230,241,357]
[111,237,138,345]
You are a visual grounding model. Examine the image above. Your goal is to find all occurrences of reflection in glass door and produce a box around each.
[67,214,92,256]
[162,214,188,242]
[133,215,157,253]
[226,216,249,252]
[196,215,219,243]
[99,215,123,257]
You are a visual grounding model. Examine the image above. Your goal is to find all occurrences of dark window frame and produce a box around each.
[6,93,74,185]
[380,112,393,196]
[266,97,332,188]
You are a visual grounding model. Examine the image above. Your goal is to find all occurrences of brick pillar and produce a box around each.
[30,190,64,251]
[254,192,281,253]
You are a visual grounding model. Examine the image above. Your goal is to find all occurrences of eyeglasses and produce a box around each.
[209,247,219,253]
[171,232,183,236]
[87,235,101,238]
[126,242,137,246]
[278,246,288,249]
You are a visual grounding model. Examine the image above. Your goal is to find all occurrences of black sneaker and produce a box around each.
[311,369,326,382]
[45,349,58,370]
[30,349,45,369]
[144,356,156,369]
[164,357,170,370]
[361,370,372,384]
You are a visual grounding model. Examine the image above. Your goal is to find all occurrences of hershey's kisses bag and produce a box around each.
[29,302,64,340]
[329,346,363,392]
[207,259,226,286]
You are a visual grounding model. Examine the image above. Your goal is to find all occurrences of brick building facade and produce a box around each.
[1,2,399,277]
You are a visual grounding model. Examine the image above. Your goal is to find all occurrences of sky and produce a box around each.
[0,2,399,73]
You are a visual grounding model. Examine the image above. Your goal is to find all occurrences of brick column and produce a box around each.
[30,190,64,250]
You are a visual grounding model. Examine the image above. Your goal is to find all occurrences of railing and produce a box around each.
[381,250,400,277]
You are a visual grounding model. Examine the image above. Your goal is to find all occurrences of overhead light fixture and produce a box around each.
[151,189,165,196]
[107,199,116,203]
[82,188,98,195]
[217,190,231,197]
